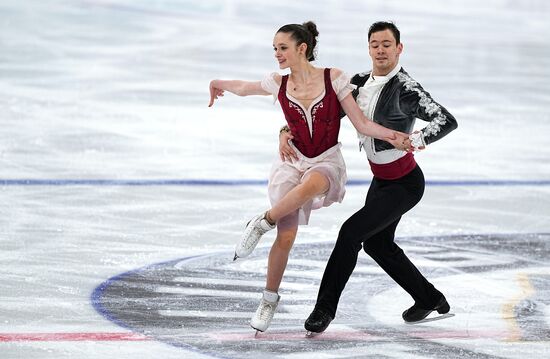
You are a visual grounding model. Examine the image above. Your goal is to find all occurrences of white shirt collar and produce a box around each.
[370,64,402,82]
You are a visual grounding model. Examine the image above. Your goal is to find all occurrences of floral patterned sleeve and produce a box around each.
[397,72,458,146]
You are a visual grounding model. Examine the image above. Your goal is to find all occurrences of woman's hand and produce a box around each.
[387,131,414,152]
[208,80,225,107]
[279,130,297,162]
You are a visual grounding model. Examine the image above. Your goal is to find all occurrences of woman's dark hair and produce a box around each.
[276,21,319,61]
[368,21,400,44]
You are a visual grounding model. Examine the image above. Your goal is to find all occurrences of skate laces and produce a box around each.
[243,217,270,249]
[258,300,276,321]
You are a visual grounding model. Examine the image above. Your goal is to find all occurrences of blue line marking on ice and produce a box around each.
[1,179,550,186]
[91,253,229,358]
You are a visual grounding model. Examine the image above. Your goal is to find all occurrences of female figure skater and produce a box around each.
[208,21,411,333]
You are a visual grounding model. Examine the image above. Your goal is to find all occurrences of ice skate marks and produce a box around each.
[92,233,550,358]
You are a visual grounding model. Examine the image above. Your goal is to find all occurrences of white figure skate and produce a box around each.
[250,290,280,335]
[234,212,275,260]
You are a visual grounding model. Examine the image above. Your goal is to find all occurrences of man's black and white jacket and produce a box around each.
[345,64,457,163]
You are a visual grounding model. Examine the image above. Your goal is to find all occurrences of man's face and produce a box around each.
[368,29,403,75]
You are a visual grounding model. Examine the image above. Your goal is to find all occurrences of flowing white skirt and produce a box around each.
[268,142,347,226]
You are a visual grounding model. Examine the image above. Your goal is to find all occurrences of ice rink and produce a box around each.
[1,0,550,358]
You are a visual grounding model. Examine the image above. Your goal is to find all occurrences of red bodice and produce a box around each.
[278,68,342,158]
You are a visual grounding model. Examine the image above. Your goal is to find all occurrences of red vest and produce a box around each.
[278,68,342,158]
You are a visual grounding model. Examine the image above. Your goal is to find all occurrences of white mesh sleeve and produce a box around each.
[331,72,356,101]
[260,72,281,103]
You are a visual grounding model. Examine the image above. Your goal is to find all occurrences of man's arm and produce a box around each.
[398,73,458,149]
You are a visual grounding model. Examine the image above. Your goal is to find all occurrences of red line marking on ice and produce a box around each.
[0,332,149,342]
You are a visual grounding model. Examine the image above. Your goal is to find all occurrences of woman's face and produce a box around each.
[273,32,305,69]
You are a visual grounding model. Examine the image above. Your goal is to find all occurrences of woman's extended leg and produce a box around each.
[236,171,329,259]
[267,171,329,222]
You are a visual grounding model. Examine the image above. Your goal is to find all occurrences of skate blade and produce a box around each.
[254,330,262,338]
[233,252,238,261]
[405,312,455,324]
[305,331,322,338]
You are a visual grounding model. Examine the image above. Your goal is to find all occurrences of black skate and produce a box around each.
[304,308,333,337]
[402,296,450,323]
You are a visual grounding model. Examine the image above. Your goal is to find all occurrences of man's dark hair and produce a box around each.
[368,21,400,44]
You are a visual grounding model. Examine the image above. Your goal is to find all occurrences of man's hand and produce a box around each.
[409,130,426,151]
[279,130,297,162]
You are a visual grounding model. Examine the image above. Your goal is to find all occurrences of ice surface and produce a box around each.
[1,0,549,358]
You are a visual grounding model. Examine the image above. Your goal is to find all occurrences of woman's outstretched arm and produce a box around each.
[208,80,270,107]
